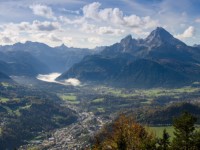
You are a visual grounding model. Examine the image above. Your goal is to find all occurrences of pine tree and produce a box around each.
[157,129,170,150]
[171,112,197,150]
[193,130,200,150]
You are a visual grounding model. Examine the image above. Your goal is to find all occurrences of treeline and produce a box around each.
[91,112,200,150]
[133,102,200,125]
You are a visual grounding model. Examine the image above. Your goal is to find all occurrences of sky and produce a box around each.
[0,0,200,48]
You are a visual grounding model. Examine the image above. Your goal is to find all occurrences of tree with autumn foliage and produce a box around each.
[91,112,200,150]
[92,114,157,150]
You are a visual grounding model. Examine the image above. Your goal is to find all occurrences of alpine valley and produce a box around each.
[2,27,200,149]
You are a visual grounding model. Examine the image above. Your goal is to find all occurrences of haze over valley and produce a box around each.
[37,73,81,86]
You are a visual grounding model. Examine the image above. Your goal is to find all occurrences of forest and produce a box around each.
[92,112,200,150]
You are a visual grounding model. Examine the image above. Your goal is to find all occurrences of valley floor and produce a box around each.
[2,77,200,149]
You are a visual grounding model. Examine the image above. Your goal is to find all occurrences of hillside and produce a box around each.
[57,54,135,82]
[134,103,200,125]
[115,59,188,88]
[0,82,78,150]
[0,71,11,81]
[0,51,50,76]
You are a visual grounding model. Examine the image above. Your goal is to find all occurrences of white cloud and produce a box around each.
[61,8,80,15]
[81,23,96,33]
[0,20,61,46]
[62,37,73,44]
[3,21,60,32]
[81,2,158,31]
[0,36,13,43]
[59,16,84,25]
[64,78,81,86]
[48,33,62,42]
[82,2,101,20]
[0,2,158,48]
[81,23,124,35]
[87,37,102,44]
[97,26,124,35]
[0,25,20,44]
[37,73,81,86]
[131,28,149,36]
[32,20,60,31]
[176,26,195,39]
[29,4,56,20]
[37,73,61,82]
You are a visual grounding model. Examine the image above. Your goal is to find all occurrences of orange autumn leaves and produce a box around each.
[92,114,156,150]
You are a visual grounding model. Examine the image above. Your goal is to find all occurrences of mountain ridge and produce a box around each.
[57,27,200,88]
[0,41,102,76]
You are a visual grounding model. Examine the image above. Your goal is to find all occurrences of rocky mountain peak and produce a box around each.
[120,34,133,45]
[145,27,185,47]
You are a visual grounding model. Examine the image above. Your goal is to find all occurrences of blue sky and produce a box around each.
[0,0,199,48]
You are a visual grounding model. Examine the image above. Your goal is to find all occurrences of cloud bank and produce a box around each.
[37,73,61,82]
[64,78,81,86]
[29,4,56,20]
[0,1,199,47]
[37,73,81,86]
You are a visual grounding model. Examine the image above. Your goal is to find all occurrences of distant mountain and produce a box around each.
[57,27,200,88]
[194,44,200,48]
[0,71,11,81]
[0,51,50,76]
[0,42,101,73]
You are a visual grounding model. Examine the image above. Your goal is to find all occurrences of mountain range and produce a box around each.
[0,42,101,77]
[1,27,200,88]
[57,27,200,88]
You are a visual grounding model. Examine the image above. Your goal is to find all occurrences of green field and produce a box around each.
[0,97,9,103]
[94,85,200,104]
[149,126,174,139]
[1,82,9,87]
[149,125,200,140]
[92,98,104,103]
[58,94,80,104]
[97,107,105,113]
[59,94,77,101]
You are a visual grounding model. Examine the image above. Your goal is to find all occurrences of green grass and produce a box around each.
[0,82,14,88]
[27,147,40,150]
[69,101,80,104]
[2,104,31,116]
[94,86,200,104]
[0,97,9,103]
[14,109,21,116]
[92,98,104,103]
[20,105,31,109]
[97,107,105,113]
[59,94,77,101]
[149,125,200,141]
[1,82,9,87]
[149,126,175,140]
[12,98,20,102]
